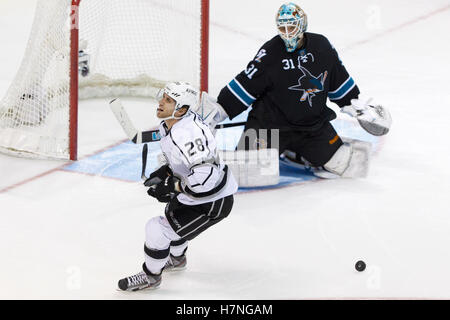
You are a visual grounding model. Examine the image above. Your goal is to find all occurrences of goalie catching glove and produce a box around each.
[144,165,180,203]
[341,98,392,136]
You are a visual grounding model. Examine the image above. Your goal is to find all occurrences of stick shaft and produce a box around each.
[214,121,246,129]
[141,144,148,180]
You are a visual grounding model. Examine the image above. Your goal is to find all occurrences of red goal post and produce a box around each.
[0,0,210,160]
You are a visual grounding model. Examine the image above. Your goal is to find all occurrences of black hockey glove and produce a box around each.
[147,175,180,203]
[143,164,172,187]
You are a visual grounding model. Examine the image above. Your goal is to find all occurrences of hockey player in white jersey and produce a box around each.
[118,82,238,292]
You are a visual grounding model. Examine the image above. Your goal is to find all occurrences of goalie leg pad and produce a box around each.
[220,148,279,187]
[323,139,371,178]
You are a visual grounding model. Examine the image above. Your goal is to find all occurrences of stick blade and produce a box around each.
[110,98,141,142]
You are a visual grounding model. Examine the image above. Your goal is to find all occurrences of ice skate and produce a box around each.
[117,264,162,292]
[163,253,187,272]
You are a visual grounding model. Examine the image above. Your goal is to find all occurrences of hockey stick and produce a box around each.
[110,98,246,143]
[141,143,163,189]
[110,98,144,143]
[214,121,246,129]
[141,142,165,188]
[141,143,148,180]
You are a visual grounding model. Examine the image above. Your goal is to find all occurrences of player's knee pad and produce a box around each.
[323,140,371,178]
[145,216,180,250]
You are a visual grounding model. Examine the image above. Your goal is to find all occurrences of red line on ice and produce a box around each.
[0,139,130,194]
[0,165,67,194]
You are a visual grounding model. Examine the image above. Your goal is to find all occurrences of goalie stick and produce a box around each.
[110,98,246,143]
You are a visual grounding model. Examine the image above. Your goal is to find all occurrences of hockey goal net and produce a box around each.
[0,0,209,160]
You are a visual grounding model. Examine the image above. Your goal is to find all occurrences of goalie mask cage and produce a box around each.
[0,0,209,160]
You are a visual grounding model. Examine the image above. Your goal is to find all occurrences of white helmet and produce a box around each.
[157,81,199,119]
[276,3,308,52]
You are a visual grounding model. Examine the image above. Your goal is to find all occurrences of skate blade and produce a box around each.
[116,281,161,292]
[163,265,187,273]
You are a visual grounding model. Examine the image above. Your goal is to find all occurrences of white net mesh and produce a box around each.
[0,0,203,159]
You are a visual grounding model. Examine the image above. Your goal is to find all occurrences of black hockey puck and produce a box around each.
[355,260,366,272]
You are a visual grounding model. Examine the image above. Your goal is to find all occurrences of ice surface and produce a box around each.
[0,0,450,299]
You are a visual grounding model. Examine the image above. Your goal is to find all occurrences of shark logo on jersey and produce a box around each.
[288,65,328,107]
[298,50,314,64]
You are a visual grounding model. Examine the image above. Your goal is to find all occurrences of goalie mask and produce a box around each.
[276,3,308,52]
[157,82,200,120]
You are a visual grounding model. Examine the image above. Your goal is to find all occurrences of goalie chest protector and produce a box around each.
[217,32,360,131]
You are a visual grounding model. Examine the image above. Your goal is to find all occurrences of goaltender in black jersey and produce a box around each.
[208,2,392,179]
[219,32,358,131]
